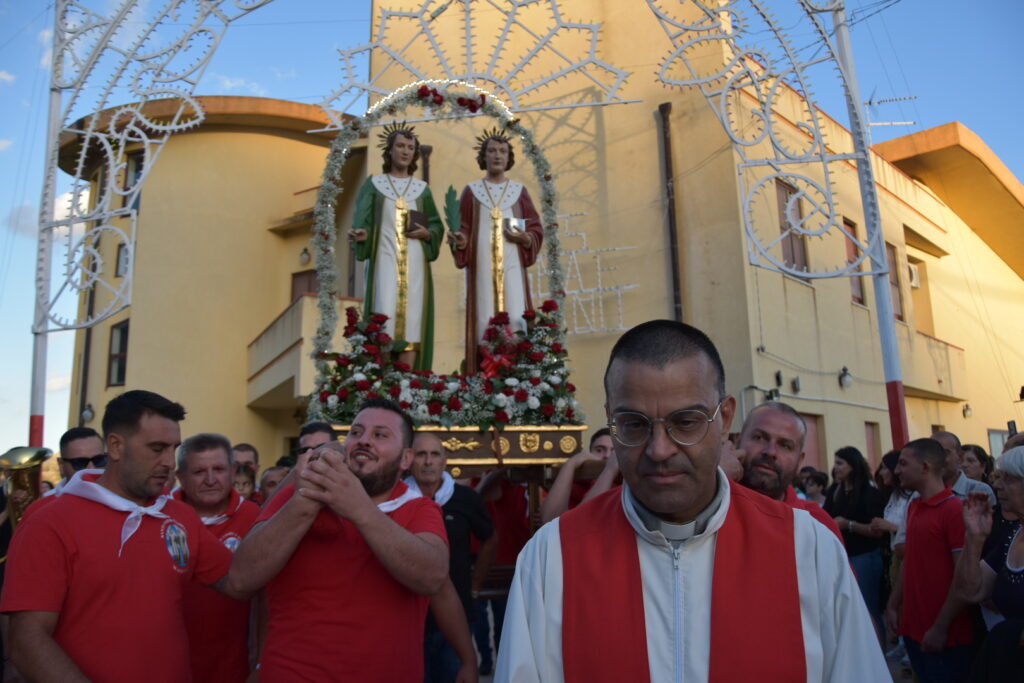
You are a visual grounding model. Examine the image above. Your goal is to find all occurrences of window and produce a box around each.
[864,422,881,469]
[115,243,129,278]
[844,218,865,305]
[988,429,1010,456]
[775,180,808,271]
[108,321,129,386]
[123,151,144,211]
[885,243,904,321]
[291,269,321,303]
[799,412,823,470]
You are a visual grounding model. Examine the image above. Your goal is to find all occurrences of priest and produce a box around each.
[495,320,889,682]
[449,129,542,373]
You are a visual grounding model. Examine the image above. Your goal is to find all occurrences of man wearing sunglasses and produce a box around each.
[496,320,888,682]
[46,428,108,497]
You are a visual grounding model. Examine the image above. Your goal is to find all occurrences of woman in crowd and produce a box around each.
[233,462,256,501]
[962,444,994,485]
[954,446,1024,682]
[826,446,887,635]
[803,471,828,506]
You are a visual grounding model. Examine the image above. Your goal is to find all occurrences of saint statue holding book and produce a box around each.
[449,129,543,373]
[350,123,444,371]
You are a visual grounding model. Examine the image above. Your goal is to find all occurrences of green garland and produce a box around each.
[309,80,566,420]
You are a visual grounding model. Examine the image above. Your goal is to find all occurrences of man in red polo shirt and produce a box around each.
[731,401,844,543]
[175,432,261,683]
[888,437,973,683]
[1,390,249,682]
[231,397,448,682]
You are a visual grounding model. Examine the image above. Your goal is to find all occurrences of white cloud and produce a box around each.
[38,29,52,68]
[0,139,11,152]
[210,73,269,97]
[271,67,297,80]
[4,204,37,236]
[46,373,71,393]
[0,70,14,84]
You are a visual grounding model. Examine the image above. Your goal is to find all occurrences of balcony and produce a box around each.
[897,326,967,402]
[247,294,361,409]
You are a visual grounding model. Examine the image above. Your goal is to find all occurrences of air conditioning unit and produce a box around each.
[908,263,921,289]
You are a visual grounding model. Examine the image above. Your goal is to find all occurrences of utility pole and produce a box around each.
[29,3,64,447]
[825,0,910,447]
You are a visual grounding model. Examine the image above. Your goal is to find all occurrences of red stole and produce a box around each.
[560,480,806,682]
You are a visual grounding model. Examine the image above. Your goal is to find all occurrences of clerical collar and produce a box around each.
[626,478,726,543]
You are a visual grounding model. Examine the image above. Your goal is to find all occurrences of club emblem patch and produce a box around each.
[221,532,241,553]
[161,520,190,571]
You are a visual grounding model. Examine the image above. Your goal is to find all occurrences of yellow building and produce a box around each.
[64,3,1024,472]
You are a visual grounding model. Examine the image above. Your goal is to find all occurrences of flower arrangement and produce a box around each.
[307,79,566,421]
[314,302,583,430]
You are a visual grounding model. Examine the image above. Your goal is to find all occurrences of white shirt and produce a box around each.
[495,469,890,683]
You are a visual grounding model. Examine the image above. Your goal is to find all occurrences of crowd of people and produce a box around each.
[0,319,1021,682]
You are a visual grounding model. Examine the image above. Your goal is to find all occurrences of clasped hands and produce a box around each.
[294,445,375,523]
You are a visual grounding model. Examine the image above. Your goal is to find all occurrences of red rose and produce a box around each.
[467,102,478,113]
[495,410,510,424]
[400,401,412,409]
[528,352,545,362]
[389,385,401,398]
[417,85,431,98]
[566,408,575,420]
[363,344,380,355]
[432,382,446,392]
[522,309,536,321]
[448,396,462,410]
[542,404,555,417]
[502,387,514,396]
[541,300,558,312]
[484,380,494,395]
[393,361,411,372]
[367,392,379,399]
[529,377,541,386]
[371,313,388,324]
[482,327,498,342]
[410,379,422,389]
[343,325,356,337]
[456,97,467,106]
[433,93,443,105]
[337,356,351,367]
[319,391,330,402]
[346,307,359,323]
[428,401,443,416]
[552,343,564,353]
[518,341,533,352]
[337,388,349,400]
[489,312,510,326]
[377,333,392,345]
[567,383,576,392]
[355,380,371,391]
[366,322,381,333]
[515,389,528,402]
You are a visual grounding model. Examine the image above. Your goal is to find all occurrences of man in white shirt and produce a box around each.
[495,319,889,682]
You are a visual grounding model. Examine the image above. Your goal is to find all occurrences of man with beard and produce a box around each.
[232,398,448,681]
[733,401,844,543]
[174,433,261,683]
[496,321,886,681]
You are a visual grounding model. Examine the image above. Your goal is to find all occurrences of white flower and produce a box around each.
[414,404,430,420]
[326,394,339,408]
[504,377,519,387]
[549,375,562,386]
[400,390,413,404]
[400,379,410,388]
[527,396,540,410]
[493,394,508,408]
[556,398,567,409]
[539,382,550,392]
[447,382,460,392]
[531,369,541,378]
[353,372,367,382]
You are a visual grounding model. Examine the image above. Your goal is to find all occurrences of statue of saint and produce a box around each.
[349,124,443,371]
[449,130,543,373]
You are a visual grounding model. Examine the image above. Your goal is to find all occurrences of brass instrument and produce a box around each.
[0,447,53,529]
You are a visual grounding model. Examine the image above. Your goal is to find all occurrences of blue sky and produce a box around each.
[0,0,1020,450]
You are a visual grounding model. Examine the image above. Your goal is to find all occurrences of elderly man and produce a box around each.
[496,320,887,682]
[175,433,261,683]
[406,432,496,682]
[232,398,448,681]
[731,401,843,543]
[1,390,248,682]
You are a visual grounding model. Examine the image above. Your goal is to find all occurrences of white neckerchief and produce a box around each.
[377,481,422,513]
[62,470,170,556]
[199,491,245,526]
[403,472,455,507]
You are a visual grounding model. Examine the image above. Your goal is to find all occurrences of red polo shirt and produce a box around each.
[176,489,261,683]
[0,481,232,682]
[257,482,447,682]
[900,488,972,646]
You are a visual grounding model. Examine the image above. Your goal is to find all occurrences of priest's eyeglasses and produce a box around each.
[608,402,723,448]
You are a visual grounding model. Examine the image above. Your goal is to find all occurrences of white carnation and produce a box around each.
[556,398,567,409]
[493,394,508,408]
[549,375,562,386]
[447,382,460,392]
[326,394,339,407]
[527,396,540,410]
[353,372,367,382]
[504,377,519,386]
